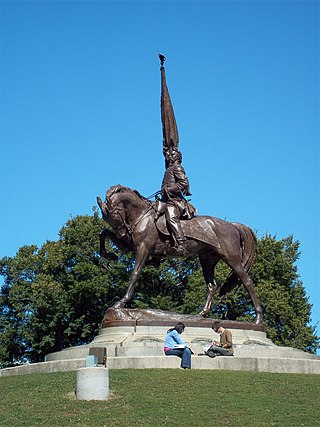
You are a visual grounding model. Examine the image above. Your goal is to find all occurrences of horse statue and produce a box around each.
[97,184,262,323]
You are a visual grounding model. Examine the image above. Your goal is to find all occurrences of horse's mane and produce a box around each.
[106,184,152,206]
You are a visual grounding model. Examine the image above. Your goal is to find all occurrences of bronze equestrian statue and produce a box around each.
[97,185,262,323]
[97,55,262,323]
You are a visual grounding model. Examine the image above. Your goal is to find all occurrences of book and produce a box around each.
[173,344,194,354]
[173,344,186,349]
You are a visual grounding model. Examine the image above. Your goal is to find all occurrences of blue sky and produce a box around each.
[1,1,319,342]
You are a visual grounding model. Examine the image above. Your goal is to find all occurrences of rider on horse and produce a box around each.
[155,147,194,254]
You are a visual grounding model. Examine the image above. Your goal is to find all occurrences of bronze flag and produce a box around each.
[159,54,179,157]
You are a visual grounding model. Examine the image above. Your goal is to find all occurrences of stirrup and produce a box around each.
[175,243,187,256]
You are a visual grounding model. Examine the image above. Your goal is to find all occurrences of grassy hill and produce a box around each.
[0,369,319,426]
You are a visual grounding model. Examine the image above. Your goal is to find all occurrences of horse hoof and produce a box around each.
[199,310,209,317]
[255,314,263,324]
[113,300,126,309]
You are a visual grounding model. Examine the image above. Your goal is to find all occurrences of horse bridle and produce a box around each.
[106,196,153,238]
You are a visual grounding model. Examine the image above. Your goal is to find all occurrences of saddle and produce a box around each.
[154,198,196,220]
[154,209,220,248]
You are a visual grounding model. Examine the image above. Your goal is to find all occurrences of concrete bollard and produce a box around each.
[76,367,109,400]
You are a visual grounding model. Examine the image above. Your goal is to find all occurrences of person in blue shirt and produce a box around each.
[164,322,192,369]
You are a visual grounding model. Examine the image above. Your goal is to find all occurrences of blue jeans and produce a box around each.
[165,348,192,369]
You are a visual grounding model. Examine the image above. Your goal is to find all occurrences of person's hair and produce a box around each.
[212,321,221,332]
[174,322,185,334]
[167,322,185,334]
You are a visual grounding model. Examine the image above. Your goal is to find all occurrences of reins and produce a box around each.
[127,205,153,235]
[147,190,161,200]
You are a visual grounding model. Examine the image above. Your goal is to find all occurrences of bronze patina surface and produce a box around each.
[97,184,261,322]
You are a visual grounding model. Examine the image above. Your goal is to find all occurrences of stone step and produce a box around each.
[44,342,318,361]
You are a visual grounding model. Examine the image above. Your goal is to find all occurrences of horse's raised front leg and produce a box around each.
[99,228,132,259]
[99,229,111,259]
[198,253,218,316]
[113,243,150,309]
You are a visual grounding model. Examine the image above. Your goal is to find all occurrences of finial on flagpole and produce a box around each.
[159,53,166,67]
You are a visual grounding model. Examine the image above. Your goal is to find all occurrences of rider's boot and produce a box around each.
[166,205,188,255]
[175,237,188,256]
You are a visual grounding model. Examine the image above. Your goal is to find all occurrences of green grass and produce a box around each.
[0,369,319,426]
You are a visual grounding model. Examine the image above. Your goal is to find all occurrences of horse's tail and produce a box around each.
[219,223,257,296]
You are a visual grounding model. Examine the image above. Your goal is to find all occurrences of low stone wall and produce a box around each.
[0,359,86,377]
[1,354,320,377]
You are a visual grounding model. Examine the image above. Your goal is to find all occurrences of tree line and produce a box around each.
[0,212,318,367]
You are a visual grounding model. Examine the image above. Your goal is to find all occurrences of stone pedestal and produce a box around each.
[1,309,319,376]
[44,309,319,365]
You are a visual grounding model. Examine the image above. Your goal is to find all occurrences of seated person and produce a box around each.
[205,321,234,357]
[164,322,192,369]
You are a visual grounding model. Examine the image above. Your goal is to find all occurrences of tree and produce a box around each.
[252,235,318,353]
[132,257,199,312]
[0,212,129,366]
